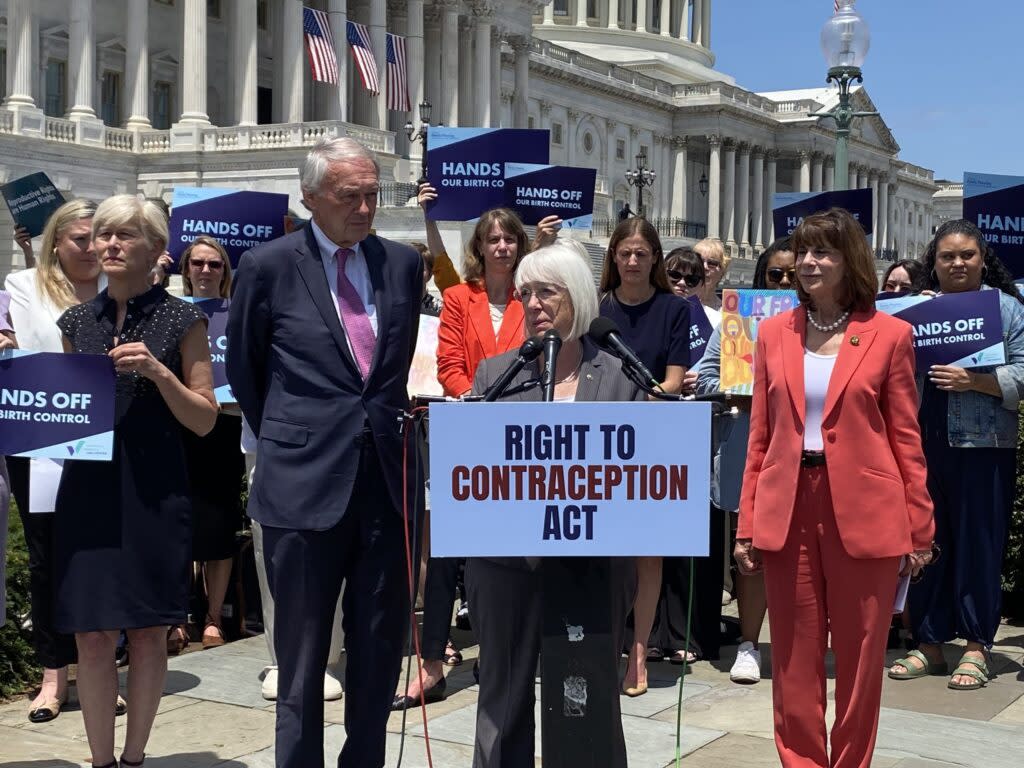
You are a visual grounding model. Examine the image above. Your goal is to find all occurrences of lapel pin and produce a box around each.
[850,335,860,346]
[586,373,593,380]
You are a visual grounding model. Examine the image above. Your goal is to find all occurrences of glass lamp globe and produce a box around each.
[821,0,870,69]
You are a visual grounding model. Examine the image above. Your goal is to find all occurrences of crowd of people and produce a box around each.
[1,135,1022,768]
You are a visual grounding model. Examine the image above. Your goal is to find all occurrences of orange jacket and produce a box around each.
[436,282,525,397]
[738,307,934,557]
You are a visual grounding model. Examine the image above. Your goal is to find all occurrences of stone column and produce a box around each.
[765,150,778,243]
[368,0,387,128]
[691,0,703,45]
[811,152,823,192]
[544,2,555,24]
[636,0,648,32]
[538,100,551,130]
[440,0,459,126]
[671,136,688,220]
[231,0,259,126]
[700,0,711,47]
[406,0,424,127]
[180,0,210,123]
[707,135,721,239]
[680,0,691,40]
[67,0,97,119]
[751,147,764,250]
[798,150,811,193]
[887,186,898,251]
[125,0,151,128]
[511,36,529,128]
[660,0,671,34]
[473,8,492,126]
[606,120,618,216]
[576,0,588,25]
[722,139,737,248]
[824,157,834,191]
[458,16,475,126]
[424,5,441,111]
[870,172,880,248]
[877,175,889,253]
[490,27,502,128]
[737,142,751,250]
[5,0,37,110]
[608,0,620,29]
[850,165,860,190]
[567,110,580,166]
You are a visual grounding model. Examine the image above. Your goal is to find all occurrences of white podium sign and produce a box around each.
[429,401,711,557]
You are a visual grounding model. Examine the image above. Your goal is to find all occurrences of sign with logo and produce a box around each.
[0,350,115,460]
[1,172,66,237]
[503,163,597,230]
[429,401,711,557]
[183,297,233,402]
[686,295,716,367]
[963,171,1024,279]
[772,188,873,237]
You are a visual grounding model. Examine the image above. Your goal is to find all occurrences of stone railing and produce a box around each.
[530,39,675,99]
[0,110,13,134]
[44,115,76,143]
[104,127,135,151]
[200,120,394,154]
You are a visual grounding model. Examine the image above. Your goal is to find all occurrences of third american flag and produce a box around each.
[386,33,411,112]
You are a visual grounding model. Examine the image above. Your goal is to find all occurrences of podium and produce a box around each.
[429,401,711,767]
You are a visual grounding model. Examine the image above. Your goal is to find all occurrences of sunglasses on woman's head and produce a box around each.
[767,268,796,283]
[667,270,702,288]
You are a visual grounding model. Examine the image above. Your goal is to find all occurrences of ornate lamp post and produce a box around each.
[624,148,657,218]
[404,100,433,185]
[811,0,877,190]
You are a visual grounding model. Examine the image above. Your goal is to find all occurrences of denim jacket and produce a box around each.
[918,286,1024,448]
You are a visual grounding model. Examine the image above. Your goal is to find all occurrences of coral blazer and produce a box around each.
[436,282,525,397]
[737,307,934,558]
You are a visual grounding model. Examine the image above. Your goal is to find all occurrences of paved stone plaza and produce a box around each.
[1,607,1023,768]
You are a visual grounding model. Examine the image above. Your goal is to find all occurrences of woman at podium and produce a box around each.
[467,242,642,768]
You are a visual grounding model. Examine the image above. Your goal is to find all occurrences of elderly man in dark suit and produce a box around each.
[227,137,422,768]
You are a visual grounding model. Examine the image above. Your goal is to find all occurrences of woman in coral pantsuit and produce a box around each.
[734,209,935,768]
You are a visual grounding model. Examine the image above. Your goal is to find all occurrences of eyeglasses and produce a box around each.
[516,284,562,304]
[666,270,702,288]
[189,259,225,271]
[767,268,796,283]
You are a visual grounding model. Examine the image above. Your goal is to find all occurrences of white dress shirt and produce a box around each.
[309,219,378,336]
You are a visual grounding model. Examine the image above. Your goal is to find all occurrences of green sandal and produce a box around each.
[888,649,949,680]
[948,653,988,690]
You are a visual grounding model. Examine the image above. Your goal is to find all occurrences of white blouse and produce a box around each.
[803,348,837,451]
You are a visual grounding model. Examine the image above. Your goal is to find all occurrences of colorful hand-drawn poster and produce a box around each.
[719,289,798,394]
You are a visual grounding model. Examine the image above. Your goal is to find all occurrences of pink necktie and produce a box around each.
[335,247,376,379]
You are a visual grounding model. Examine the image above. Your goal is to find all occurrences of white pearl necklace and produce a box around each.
[807,309,850,333]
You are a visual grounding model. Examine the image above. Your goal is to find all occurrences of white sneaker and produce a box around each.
[261,666,278,700]
[730,641,761,684]
[323,669,344,701]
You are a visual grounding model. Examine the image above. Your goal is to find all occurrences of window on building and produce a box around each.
[552,122,563,145]
[583,132,594,153]
[208,0,221,19]
[528,116,535,130]
[553,0,569,16]
[588,0,598,18]
[153,81,174,129]
[257,0,269,30]
[44,60,67,117]
[101,71,122,126]
[616,138,625,160]
[154,0,173,5]
[640,144,649,161]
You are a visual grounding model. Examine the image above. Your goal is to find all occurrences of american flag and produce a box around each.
[386,33,410,112]
[302,7,338,84]
[834,0,841,12]
[347,20,380,94]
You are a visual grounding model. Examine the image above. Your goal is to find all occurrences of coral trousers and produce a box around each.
[762,466,899,768]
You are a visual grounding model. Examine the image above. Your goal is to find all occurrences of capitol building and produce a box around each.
[0,0,951,284]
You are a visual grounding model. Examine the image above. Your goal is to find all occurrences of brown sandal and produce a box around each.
[166,624,189,655]
[202,615,225,649]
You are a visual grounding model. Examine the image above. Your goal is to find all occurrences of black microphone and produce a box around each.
[541,329,562,402]
[587,317,659,389]
[482,335,544,402]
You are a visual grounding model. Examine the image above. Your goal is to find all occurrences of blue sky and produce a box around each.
[711,1,1024,181]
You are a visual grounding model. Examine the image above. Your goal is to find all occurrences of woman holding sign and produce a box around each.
[735,208,934,768]
[4,198,103,724]
[54,195,217,768]
[889,220,1024,691]
[180,235,245,651]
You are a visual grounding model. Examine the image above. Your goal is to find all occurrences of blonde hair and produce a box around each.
[694,238,730,273]
[36,199,98,311]
[181,236,233,298]
[92,195,169,254]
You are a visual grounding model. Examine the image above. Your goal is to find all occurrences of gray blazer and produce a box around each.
[471,337,646,405]
[470,337,645,569]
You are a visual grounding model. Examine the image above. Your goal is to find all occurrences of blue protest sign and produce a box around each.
[503,163,597,230]
[426,127,549,221]
[1,172,66,237]
[168,187,290,270]
[0,350,115,460]
[686,295,715,367]
[182,297,233,403]
[963,171,1024,279]
[876,290,1005,369]
[772,188,873,237]
[429,401,711,557]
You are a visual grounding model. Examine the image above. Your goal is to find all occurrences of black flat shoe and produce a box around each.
[390,674,447,711]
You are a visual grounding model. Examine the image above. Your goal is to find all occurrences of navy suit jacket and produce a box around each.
[226,225,422,531]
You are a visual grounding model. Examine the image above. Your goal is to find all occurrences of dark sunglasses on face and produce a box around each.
[189,259,224,271]
[667,269,702,288]
[767,268,796,283]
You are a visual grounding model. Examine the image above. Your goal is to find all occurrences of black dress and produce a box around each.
[53,286,206,633]
[183,413,244,562]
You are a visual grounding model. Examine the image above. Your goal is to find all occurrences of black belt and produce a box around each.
[800,450,826,467]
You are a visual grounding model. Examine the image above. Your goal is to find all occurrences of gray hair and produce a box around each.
[515,242,599,340]
[93,194,169,253]
[300,137,380,195]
